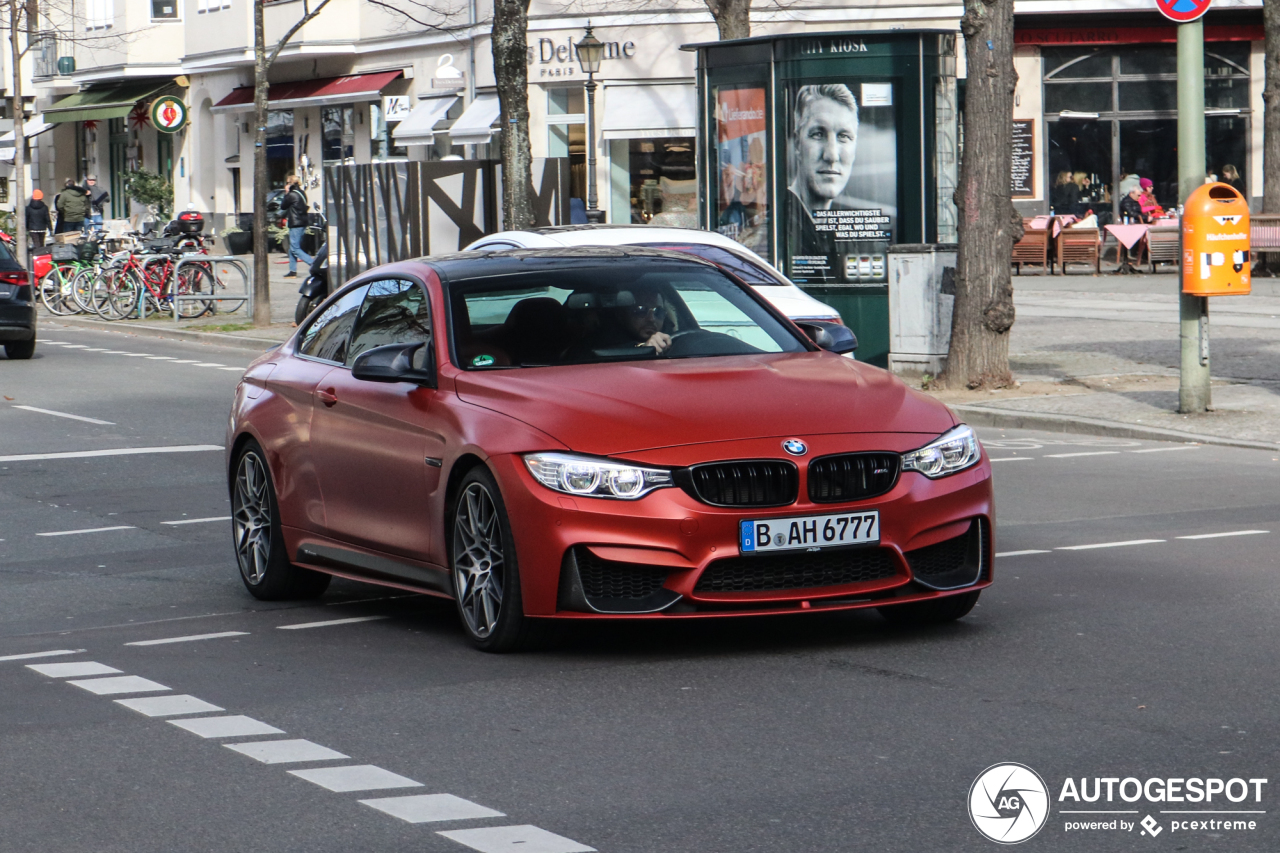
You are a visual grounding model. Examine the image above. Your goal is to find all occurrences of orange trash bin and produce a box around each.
[1182,183,1251,296]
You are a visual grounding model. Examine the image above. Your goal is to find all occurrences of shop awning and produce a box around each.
[0,147,14,163]
[392,95,458,146]
[0,116,54,143]
[448,94,501,145]
[45,81,173,124]
[602,84,696,140]
[212,71,403,113]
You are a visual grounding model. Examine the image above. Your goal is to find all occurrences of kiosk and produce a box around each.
[687,31,959,366]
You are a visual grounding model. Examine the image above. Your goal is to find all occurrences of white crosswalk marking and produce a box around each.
[360,793,505,824]
[26,661,120,678]
[288,765,423,792]
[67,675,170,695]
[169,716,284,739]
[0,649,86,662]
[224,739,348,764]
[114,695,225,717]
[438,825,596,853]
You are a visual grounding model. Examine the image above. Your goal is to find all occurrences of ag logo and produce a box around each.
[969,763,1050,844]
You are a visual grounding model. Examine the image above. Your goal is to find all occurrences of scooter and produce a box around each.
[294,204,329,325]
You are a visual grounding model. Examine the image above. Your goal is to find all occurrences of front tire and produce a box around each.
[449,466,530,652]
[295,295,320,326]
[231,440,331,601]
[878,590,980,626]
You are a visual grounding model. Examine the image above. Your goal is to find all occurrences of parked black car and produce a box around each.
[0,236,35,359]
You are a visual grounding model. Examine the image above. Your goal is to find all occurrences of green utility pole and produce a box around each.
[1178,20,1210,413]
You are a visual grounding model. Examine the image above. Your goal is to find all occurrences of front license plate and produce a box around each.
[740,511,880,554]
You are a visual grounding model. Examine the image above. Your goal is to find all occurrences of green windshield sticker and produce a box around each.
[471,354,496,367]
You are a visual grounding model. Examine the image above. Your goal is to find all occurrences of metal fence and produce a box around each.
[323,158,571,287]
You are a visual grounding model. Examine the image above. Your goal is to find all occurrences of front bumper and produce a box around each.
[491,438,994,618]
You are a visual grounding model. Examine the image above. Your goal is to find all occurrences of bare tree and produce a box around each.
[938,0,1020,390]
[1264,0,1280,217]
[703,0,751,40]
[4,0,134,257]
[493,0,534,229]
[251,0,334,327]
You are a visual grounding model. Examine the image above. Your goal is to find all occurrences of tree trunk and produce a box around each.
[938,0,1020,390]
[252,0,271,326]
[9,2,28,260]
[492,0,533,230]
[704,0,751,40]
[1264,0,1280,214]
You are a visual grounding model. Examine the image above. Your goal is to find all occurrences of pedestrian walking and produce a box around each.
[25,190,50,251]
[84,174,110,234]
[282,174,313,278]
[54,178,90,234]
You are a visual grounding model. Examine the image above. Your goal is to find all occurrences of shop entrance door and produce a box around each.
[1119,120,1177,212]
[1047,119,1112,216]
[109,119,129,219]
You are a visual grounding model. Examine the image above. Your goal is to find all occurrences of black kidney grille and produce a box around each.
[808,453,900,503]
[695,548,898,593]
[685,460,798,507]
[573,547,669,600]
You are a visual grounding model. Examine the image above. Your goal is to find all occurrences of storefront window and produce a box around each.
[370,103,408,161]
[710,84,769,257]
[266,109,294,190]
[627,138,695,227]
[547,86,585,208]
[322,106,354,163]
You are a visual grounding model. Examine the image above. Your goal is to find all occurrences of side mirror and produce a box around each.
[351,342,437,388]
[797,321,857,355]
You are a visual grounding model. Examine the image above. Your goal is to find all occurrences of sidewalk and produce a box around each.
[44,253,304,351]
[922,272,1280,450]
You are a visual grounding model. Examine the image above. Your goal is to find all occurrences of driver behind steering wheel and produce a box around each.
[621,289,672,354]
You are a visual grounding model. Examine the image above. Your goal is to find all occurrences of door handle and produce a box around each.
[316,387,338,407]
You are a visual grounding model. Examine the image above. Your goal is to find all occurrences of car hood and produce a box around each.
[453,352,955,456]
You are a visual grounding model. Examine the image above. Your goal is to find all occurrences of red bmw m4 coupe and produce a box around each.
[228,247,994,651]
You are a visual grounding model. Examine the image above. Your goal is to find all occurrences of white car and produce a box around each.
[464,225,845,325]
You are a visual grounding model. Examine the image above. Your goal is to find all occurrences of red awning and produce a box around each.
[213,71,402,112]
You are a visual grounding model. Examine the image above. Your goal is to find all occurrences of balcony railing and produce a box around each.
[33,32,61,78]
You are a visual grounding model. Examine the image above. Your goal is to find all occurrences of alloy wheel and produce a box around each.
[232,451,273,585]
[453,482,505,639]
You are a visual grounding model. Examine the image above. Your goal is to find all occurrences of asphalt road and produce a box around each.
[2,328,1279,852]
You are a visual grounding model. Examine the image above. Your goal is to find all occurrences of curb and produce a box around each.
[46,316,290,353]
[952,404,1280,452]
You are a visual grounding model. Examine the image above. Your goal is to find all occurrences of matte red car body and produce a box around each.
[228,254,994,619]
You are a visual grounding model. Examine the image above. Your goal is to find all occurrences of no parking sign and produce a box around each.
[1155,0,1210,23]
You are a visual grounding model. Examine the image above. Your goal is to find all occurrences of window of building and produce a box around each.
[266,109,294,189]
[625,139,695,226]
[85,0,114,29]
[1044,44,1252,212]
[151,0,178,19]
[0,178,9,205]
[322,106,354,162]
[546,86,586,206]
[370,102,408,162]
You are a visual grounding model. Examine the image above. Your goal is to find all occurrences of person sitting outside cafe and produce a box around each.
[1120,187,1150,224]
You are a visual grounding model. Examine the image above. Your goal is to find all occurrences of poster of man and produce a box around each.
[714,86,770,256]
[785,82,898,285]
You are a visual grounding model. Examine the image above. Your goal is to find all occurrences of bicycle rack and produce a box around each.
[170,255,253,323]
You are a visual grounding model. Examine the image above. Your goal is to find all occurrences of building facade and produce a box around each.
[12,0,1267,239]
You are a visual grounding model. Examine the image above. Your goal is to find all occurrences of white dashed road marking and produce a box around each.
[277,616,388,630]
[145,356,175,360]
[1044,451,1124,459]
[11,406,115,425]
[37,525,136,537]
[114,695,225,717]
[361,793,505,824]
[989,457,1033,462]
[26,661,121,678]
[1177,530,1269,540]
[225,739,349,764]
[1056,539,1166,550]
[169,716,285,739]
[288,764,424,792]
[0,444,222,463]
[439,825,597,853]
[193,362,225,368]
[1130,446,1199,453]
[67,675,171,695]
[160,516,232,526]
[995,550,1051,558]
[125,631,248,646]
[0,649,86,662]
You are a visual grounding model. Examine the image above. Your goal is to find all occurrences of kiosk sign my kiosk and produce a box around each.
[687,32,958,366]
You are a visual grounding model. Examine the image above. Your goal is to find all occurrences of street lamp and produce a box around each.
[575,23,606,223]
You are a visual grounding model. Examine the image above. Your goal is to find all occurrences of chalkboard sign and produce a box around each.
[1011,119,1035,198]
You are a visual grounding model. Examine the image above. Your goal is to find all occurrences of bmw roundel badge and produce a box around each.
[782,439,808,456]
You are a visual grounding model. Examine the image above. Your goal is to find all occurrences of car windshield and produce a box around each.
[449,261,806,368]
[634,242,785,286]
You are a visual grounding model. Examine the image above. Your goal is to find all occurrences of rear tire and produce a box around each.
[295,295,320,326]
[878,590,980,626]
[231,439,331,601]
[4,339,35,360]
[449,466,533,652]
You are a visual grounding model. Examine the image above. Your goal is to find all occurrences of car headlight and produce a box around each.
[524,452,673,500]
[901,424,982,479]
